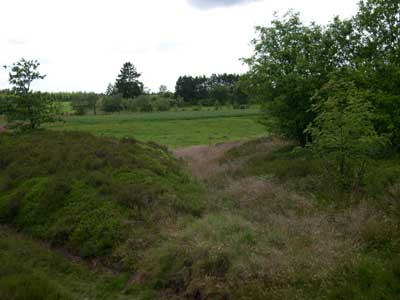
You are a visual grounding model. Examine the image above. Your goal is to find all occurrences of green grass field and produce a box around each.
[48,108,266,148]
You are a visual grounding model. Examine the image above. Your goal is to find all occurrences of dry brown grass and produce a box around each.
[174,137,364,291]
[0,125,6,135]
[219,176,359,283]
[174,137,288,180]
[174,141,243,179]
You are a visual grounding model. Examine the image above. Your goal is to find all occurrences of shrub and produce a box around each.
[0,131,205,262]
[326,256,400,300]
[101,94,123,113]
[130,95,153,112]
[152,97,170,111]
[2,59,61,130]
[306,79,388,190]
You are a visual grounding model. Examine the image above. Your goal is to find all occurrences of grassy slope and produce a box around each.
[0,227,150,300]
[0,131,204,267]
[47,109,265,148]
[1,132,399,299]
[220,137,400,299]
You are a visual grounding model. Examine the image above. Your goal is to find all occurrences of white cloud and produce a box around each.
[0,0,360,93]
[187,0,258,10]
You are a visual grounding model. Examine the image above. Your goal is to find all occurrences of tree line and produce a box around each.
[0,59,253,122]
[103,67,251,111]
[175,74,249,106]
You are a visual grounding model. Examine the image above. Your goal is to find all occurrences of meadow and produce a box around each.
[48,107,266,148]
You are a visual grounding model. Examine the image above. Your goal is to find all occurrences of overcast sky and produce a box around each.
[0,0,360,93]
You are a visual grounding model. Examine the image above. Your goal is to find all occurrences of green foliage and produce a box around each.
[114,62,144,99]
[244,11,334,145]
[325,256,400,300]
[0,228,146,300]
[0,273,73,300]
[128,95,154,112]
[0,130,204,261]
[306,79,388,189]
[152,96,171,112]
[120,95,174,113]
[140,213,267,298]
[354,0,400,149]
[2,92,61,131]
[3,59,60,130]
[175,73,249,106]
[245,0,400,150]
[360,217,400,256]
[102,94,123,113]
[1,132,399,299]
[70,92,99,115]
[8,58,46,94]
[225,136,400,203]
[221,137,400,298]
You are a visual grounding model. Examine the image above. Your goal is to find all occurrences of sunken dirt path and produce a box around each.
[173,139,363,288]
[174,141,243,179]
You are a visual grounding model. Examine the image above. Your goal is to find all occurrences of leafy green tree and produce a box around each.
[131,95,154,112]
[3,58,60,130]
[115,62,143,98]
[175,73,243,105]
[243,0,399,155]
[306,79,387,189]
[70,93,99,115]
[8,58,46,94]
[153,96,170,112]
[209,85,230,105]
[244,11,337,145]
[232,77,250,106]
[353,0,400,149]
[175,76,205,104]
[102,94,123,113]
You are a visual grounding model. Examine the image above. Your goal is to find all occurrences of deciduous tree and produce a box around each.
[3,58,60,130]
[306,79,387,189]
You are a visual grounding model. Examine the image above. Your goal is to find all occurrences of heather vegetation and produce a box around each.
[1,133,399,299]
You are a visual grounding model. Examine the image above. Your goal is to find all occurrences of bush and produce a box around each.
[130,95,153,112]
[70,93,99,115]
[101,94,123,113]
[306,79,388,190]
[326,256,400,300]
[153,97,171,112]
[0,131,205,263]
[125,95,172,112]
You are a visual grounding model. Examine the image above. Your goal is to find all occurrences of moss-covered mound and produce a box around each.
[0,130,204,266]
